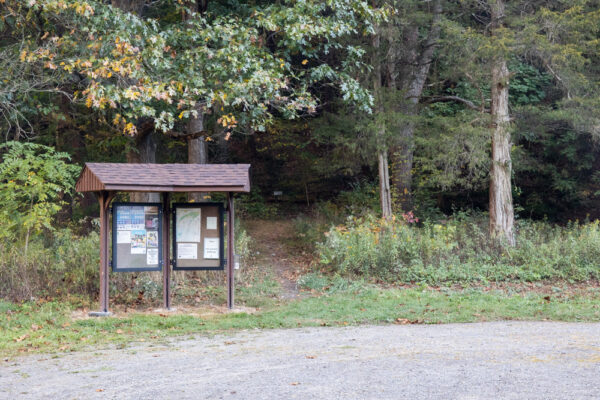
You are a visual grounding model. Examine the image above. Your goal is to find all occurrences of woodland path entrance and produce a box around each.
[244,219,310,299]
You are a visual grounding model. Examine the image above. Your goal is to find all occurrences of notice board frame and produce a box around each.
[172,202,225,271]
[111,202,163,272]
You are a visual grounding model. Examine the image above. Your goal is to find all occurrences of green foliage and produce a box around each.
[297,272,331,291]
[512,105,600,219]
[298,272,365,294]
[0,142,80,243]
[336,181,381,216]
[236,189,279,219]
[319,213,600,284]
[0,229,99,300]
[3,0,382,138]
[509,60,551,106]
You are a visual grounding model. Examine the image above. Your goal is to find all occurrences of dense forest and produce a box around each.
[1,0,600,301]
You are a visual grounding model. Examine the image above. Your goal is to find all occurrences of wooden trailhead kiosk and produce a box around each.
[75,163,250,316]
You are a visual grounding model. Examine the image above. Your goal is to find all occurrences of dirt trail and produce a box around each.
[244,219,309,299]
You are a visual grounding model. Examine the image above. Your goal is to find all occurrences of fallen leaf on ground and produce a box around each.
[15,334,29,342]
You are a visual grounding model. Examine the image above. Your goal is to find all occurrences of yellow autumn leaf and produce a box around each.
[302,59,308,65]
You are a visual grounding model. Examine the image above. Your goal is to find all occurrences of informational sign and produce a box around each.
[112,203,162,272]
[204,238,219,259]
[177,243,198,259]
[173,202,224,270]
[206,217,217,230]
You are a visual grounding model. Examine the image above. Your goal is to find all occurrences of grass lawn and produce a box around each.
[2,284,600,358]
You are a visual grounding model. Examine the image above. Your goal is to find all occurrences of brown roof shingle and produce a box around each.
[76,163,250,193]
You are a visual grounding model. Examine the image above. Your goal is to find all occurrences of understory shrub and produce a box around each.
[0,221,253,302]
[0,229,99,301]
[318,214,600,284]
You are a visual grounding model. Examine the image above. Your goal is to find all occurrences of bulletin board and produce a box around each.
[172,202,225,270]
[111,202,162,272]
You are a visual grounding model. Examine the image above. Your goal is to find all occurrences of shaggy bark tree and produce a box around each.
[488,0,515,245]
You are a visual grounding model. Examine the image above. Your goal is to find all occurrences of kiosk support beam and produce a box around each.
[227,192,235,309]
[162,192,171,310]
[91,190,114,317]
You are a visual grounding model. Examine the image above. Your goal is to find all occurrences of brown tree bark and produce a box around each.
[184,1,210,203]
[388,0,442,212]
[489,0,515,246]
[187,105,208,202]
[111,0,144,15]
[126,128,160,202]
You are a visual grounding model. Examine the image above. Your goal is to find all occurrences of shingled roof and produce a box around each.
[76,163,251,193]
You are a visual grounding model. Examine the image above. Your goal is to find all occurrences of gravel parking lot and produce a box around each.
[2,321,600,399]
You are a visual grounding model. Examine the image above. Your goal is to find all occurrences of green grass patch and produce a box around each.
[2,285,600,358]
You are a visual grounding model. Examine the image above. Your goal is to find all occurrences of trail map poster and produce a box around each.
[176,208,201,243]
[173,203,224,270]
[112,203,162,272]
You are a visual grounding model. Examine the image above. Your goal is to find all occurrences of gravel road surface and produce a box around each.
[2,321,599,399]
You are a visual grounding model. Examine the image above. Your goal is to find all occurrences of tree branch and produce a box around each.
[422,95,490,113]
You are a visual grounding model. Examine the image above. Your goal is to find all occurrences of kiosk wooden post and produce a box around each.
[227,192,235,309]
[93,190,114,317]
[162,192,171,310]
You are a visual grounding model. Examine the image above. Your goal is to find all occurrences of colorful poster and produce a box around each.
[206,216,217,230]
[176,208,201,243]
[145,214,158,229]
[117,230,131,244]
[204,238,219,259]
[146,231,159,248]
[146,248,159,265]
[131,229,147,254]
[131,207,145,230]
[116,207,131,230]
[177,243,197,259]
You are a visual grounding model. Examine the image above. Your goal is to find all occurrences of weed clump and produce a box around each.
[318,214,600,284]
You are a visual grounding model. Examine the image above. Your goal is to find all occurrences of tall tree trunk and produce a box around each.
[185,2,210,203]
[373,30,392,219]
[378,150,392,219]
[127,130,160,202]
[112,0,159,203]
[389,0,442,212]
[111,0,144,14]
[187,105,208,202]
[489,0,515,246]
